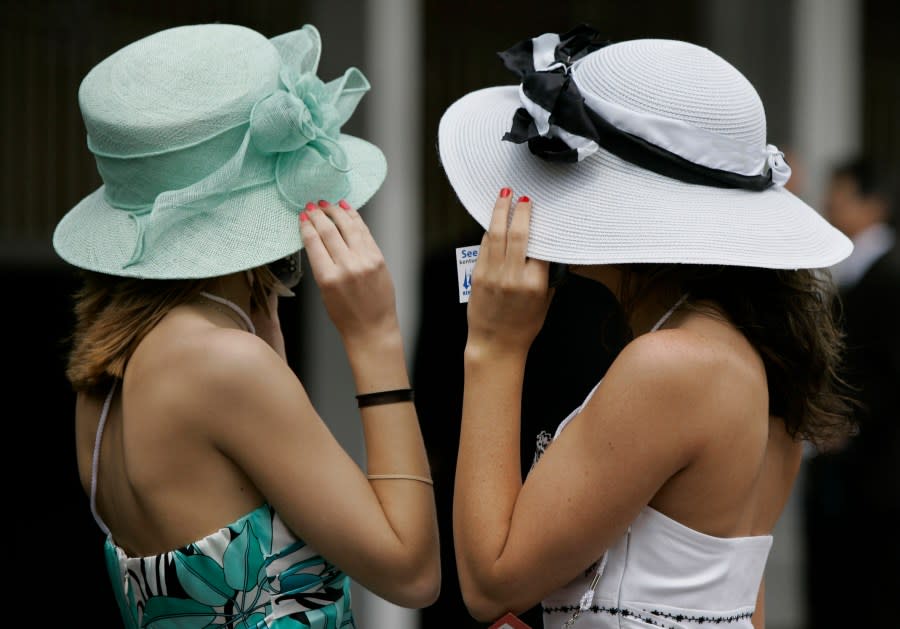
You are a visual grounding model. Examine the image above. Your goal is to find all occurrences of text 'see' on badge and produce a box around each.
[456,245,479,303]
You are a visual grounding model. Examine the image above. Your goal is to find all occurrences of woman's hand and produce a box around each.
[466,189,552,356]
[299,200,400,347]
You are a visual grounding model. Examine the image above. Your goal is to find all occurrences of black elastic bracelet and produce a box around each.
[356,388,415,408]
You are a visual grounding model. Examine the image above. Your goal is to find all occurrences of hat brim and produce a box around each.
[53,134,386,279]
[438,86,852,269]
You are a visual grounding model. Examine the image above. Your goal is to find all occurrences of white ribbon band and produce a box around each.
[572,72,791,186]
[531,32,562,73]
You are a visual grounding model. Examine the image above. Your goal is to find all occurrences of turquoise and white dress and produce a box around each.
[89,293,355,629]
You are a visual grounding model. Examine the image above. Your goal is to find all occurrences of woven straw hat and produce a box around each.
[53,23,386,279]
[438,28,852,269]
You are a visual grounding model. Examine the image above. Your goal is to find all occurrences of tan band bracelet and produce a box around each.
[367,473,434,486]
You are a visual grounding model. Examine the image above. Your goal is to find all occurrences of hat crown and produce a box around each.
[573,39,767,147]
[79,24,281,156]
[53,22,388,279]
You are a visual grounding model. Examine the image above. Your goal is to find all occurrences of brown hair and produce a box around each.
[65,267,279,396]
[617,264,857,450]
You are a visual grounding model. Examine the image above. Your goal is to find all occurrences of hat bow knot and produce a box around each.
[498,26,792,190]
[112,27,370,268]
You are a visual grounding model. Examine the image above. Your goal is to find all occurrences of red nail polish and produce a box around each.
[305,202,317,211]
[300,211,309,222]
[500,187,511,198]
[518,195,530,203]
[317,200,329,208]
[338,199,351,210]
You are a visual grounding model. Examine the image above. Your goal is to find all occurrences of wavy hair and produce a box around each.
[617,264,857,449]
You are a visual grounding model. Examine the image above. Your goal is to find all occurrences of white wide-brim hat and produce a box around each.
[438,33,852,269]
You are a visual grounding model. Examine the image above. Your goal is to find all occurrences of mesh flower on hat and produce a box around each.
[115,26,370,268]
[250,36,370,207]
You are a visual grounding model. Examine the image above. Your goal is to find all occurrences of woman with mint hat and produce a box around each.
[55,23,439,627]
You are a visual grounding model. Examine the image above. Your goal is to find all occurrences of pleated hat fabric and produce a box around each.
[53,23,387,279]
[438,38,852,269]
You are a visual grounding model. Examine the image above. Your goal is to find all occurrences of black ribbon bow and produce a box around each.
[496,25,779,190]
[498,24,611,163]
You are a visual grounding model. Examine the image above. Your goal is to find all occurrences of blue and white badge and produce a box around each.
[456,244,480,303]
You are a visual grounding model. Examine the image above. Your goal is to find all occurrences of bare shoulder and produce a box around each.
[604,327,745,401]
[547,324,760,499]
[593,324,767,441]
[127,325,296,426]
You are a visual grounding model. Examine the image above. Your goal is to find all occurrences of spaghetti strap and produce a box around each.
[199,291,256,335]
[650,293,689,332]
[90,381,117,536]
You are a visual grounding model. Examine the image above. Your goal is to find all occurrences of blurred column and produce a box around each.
[791,0,862,210]
[363,0,424,355]
[790,7,862,629]
[351,1,424,628]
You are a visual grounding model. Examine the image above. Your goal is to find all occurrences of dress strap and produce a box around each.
[553,379,603,439]
[650,293,689,332]
[90,380,117,536]
[199,291,256,335]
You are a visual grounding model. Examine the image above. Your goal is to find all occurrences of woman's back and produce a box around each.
[537,301,803,627]
[75,300,271,556]
[75,295,360,628]
[641,306,803,540]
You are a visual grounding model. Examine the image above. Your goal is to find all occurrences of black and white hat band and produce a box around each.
[498,25,792,191]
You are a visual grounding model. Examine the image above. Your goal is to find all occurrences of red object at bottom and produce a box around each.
[488,612,533,629]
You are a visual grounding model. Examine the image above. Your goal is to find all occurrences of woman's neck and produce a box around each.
[569,264,685,336]
[204,271,253,317]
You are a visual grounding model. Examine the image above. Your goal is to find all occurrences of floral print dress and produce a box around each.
[92,383,355,629]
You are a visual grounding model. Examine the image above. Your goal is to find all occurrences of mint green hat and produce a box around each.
[53,23,387,279]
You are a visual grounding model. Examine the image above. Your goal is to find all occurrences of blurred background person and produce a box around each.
[826,157,897,290]
[802,155,899,629]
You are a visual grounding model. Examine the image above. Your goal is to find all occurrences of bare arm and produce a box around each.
[453,191,706,620]
[202,201,439,608]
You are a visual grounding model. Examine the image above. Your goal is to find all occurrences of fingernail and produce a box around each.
[300,211,309,222]
[338,199,351,210]
[500,187,511,198]
[518,195,530,203]
[305,202,317,212]
[317,200,329,208]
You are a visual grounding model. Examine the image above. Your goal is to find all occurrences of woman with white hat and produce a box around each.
[55,23,439,627]
[440,26,856,628]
